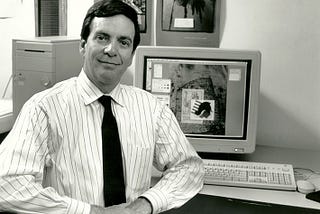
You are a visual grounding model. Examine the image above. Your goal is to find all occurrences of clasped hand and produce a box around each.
[90,203,133,214]
[90,197,152,214]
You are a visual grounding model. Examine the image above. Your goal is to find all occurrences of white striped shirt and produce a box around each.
[0,70,204,214]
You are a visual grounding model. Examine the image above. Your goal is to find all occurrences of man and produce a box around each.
[0,0,204,213]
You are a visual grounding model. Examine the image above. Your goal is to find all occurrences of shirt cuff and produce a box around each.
[140,188,168,214]
[64,197,91,214]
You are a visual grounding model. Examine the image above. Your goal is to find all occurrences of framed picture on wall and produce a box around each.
[162,0,216,33]
[156,0,221,47]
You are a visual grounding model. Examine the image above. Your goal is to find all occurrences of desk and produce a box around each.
[163,192,320,214]
[151,177,320,213]
[245,144,320,173]
[161,184,320,213]
[203,145,320,210]
[201,184,320,210]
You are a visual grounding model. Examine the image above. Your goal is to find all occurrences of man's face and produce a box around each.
[80,15,135,93]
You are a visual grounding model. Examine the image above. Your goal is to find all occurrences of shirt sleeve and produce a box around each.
[140,104,204,214]
[0,99,91,214]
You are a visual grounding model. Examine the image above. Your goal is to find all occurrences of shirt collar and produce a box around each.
[77,69,124,107]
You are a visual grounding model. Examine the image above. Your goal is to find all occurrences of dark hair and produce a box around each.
[80,0,141,51]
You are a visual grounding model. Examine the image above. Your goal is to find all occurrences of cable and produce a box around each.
[2,75,13,99]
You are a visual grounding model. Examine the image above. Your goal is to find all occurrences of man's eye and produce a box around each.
[97,35,108,41]
[120,40,131,47]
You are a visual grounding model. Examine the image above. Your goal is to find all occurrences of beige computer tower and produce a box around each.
[12,36,83,120]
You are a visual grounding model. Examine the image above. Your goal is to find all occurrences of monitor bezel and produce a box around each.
[134,46,261,154]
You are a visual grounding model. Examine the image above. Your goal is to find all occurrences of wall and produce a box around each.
[219,0,320,151]
[67,0,93,37]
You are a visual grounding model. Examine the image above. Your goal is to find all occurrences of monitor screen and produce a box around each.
[134,46,261,154]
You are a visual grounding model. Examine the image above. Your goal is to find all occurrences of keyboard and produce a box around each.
[203,159,296,191]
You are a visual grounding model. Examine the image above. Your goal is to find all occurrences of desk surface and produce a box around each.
[246,144,320,172]
[150,178,320,212]
[163,193,320,214]
[201,184,320,210]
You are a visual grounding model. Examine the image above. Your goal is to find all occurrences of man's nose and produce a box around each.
[103,42,117,56]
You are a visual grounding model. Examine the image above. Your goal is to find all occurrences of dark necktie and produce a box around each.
[98,96,126,206]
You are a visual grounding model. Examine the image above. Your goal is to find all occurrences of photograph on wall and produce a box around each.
[162,0,216,32]
[122,0,147,32]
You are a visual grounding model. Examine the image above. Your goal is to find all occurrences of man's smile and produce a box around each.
[97,59,121,65]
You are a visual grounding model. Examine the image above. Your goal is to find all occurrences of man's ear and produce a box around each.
[79,39,86,56]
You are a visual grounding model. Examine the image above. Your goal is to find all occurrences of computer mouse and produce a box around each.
[296,180,315,194]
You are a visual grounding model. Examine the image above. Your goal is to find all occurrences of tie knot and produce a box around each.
[98,96,112,108]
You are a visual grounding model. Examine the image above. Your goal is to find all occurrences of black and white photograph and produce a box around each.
[0,0,320,214]
[162,0,216,32]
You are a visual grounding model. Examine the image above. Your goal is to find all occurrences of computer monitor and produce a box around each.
[134,46,261,154]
